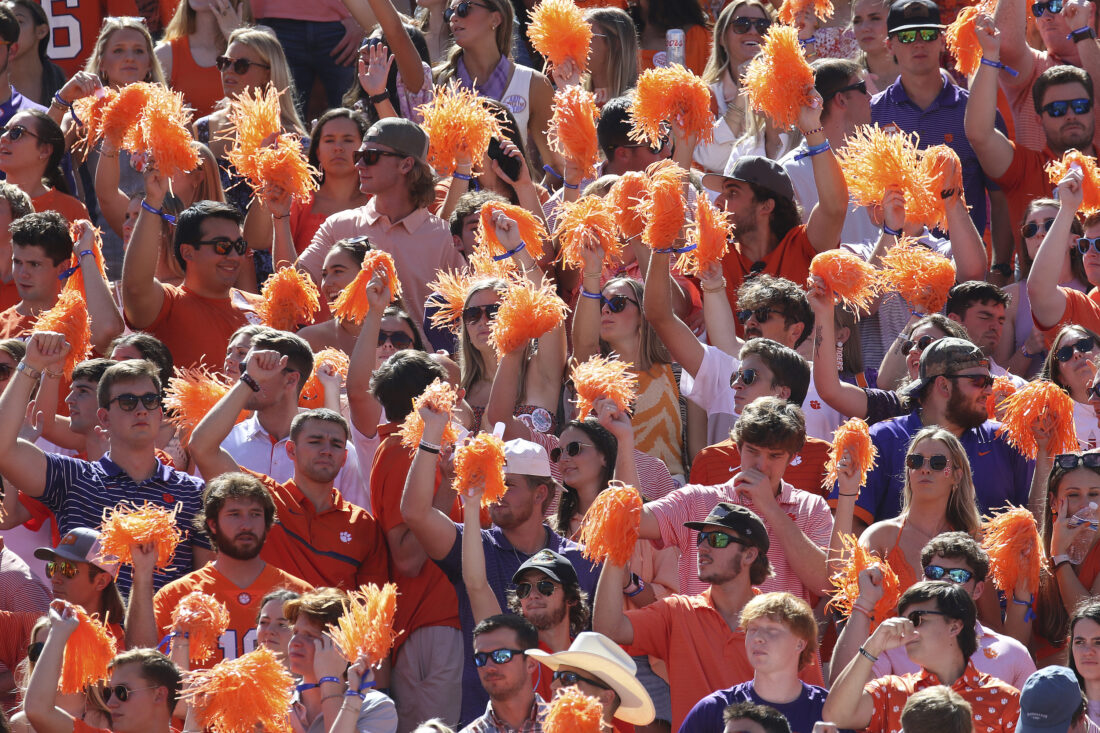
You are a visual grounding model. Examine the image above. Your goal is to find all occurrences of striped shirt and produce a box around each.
[41,452,210,594]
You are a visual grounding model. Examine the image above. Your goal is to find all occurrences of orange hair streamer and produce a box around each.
[827,534,901,628]
[171,591,231,663]
[607,171,650,241]
[555,195,621,272]
[399,378,461,450]
[489,278,568,356]
[256,266,321,331]
[224,85,282,188]
[332,251,401,325]
[544,686,604,733]
[824,418,877,492]
[454,432,508,506]
[477,201,548,261]
[918,144,964,231]
[629,65,714,146]
[778,0,835,23]
[98,501,183,569]
[527,0,592,72]
[741,24,815,129]
[164,367,246,432]
[547,86,601,179]
[639,160,687,251]
[997,379,1078,459]
[836,125,939,224]
[417,82,505,177]
[182,647,295,733]
[578,482,642,566]
[328,583,400,662]
[571,355,638,416]
[808,250,881,313]
[1047,150,1100,216]
[879,237,956,314]
[944,6,984,77]
[61,222,107,298]
[33,290,90,377]
[678,194,731,277]
[142,86,200,175]
[298,348,349,409]
[981,506,1048,596]
[986,375,1017,419]
[59,606,116,694]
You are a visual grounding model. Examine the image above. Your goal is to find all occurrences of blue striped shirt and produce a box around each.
[41,452,210,594]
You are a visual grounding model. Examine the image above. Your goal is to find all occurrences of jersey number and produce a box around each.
[217,628,260,661]
[43,0,82,61]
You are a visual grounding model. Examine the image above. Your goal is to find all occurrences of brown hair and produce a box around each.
[731,395,806,455]
[901,686,973,733]
[196,472,277,538]
[739,592,818,668]
[97,359,161,408]
[284,587,348,628]
[900,428,981,537]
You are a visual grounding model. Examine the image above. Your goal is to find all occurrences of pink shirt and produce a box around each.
[250,0,350,21]
[647,480,833,599]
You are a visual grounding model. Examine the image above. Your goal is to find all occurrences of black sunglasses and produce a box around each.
[553,670,611,690]
[215,55,271,74]
[894,28,941,43]
[923,565,973,583]
[1078,237,1100,254]
[737,307,786,324]
[108,392,163,412]
[906,453,949,471]
[613,135,669,155]
[729,368,759,387]
[1023,217,1055,238]
[1032,0,1063,15]
[0,124,39,142]
[730,16,772,34]
[900,334,935,356]
[444,0,491,21]
[354,148,408,166]
[0,363,13,381]
[600,294,638,313]
[940,373,995,389]
[27,640,43,663]
[515,579,557,599]
[104,684,159,703]
[550,441,591,462]
[194,237,249,256]
[825,80,868,102]
[377,330,414,348]
[696,530,750,549]
[1043,98,1092,118]
[906,609,948,627]
[473,648,524,667]
[46,559,79,578]
[462,303,500,325]
[1055,453,1100,470]
[1056,336,1096,362]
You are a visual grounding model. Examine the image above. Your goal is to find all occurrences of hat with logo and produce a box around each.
[512,548,579,586]
[683,502,770,553]
[887,0,944,33]
[899,337,990,397]
[363,118,431,168]
[702,155,796,201]
[1016,666,1084,733]
[503,439,553,477]
[35,527,120,580]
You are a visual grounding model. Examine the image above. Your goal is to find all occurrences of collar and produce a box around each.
[916,659,982,690]
[884,70,957,108]
[282,477,344,516]
[99,452,173,482]
[495,524,556,554]
[363,198,430,233]
[241,413,291,444]
[486,694,545,729]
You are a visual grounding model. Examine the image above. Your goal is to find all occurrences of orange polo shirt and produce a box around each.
[689,436,832,499]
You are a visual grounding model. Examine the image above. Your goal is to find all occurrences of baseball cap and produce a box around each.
[702,155,796,202]
[684,502,770,553]
[503,439,553,476]
[34,527,120,580]
[887,0,944,33]
[899,337,990,398]
[1017,666,1084,733]
[512,548,579,586]
[363,118,431,167]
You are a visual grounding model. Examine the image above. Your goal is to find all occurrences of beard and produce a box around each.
[212,525,267,560]
[698,547,745,585]
[525,601,567,632]
[490,499,535,530]
[944,383,986,431]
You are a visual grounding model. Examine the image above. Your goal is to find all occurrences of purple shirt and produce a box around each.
[678,680,828,733]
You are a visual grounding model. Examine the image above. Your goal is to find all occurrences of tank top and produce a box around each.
[885,518,921,594]
[169,36,224,119]
[500,65,534,147]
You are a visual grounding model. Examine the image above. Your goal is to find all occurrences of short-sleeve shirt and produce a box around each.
[41,452,210,593]
[33,189,89,224]
[679,680,828,733]
[0,305,35,339]
[780,147,880,248]
[0,543,50,613]
[991,143,1055,239]
[1033,287,1100,345]
[689,436,831,499]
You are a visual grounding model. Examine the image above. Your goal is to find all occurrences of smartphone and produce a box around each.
[487,137,522,182]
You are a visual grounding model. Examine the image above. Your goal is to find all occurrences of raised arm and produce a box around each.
[990,0,1037,89]
[571,244,608,365]
[356,0,424,94]
[92,149,130,237]
[800,91,848,253]
[485,349,531,440]
[121,167,169,329]
[942,187,988,284]
[24,602,80,733]
[827,566,883,684]
[399,403,459,561]
[643,250,706,376]
[124,542,160,650]
[461,481,504,623]
[346,271,390,439]
[699,262,742,356]
[591,556,635,645]
[599,400,640,487]
[964,16,1018,180]
[72,220,125,354]
[1027,168,1081,329]
[808,276,869,418]
[823,618,916,728]
[0,333,59,496]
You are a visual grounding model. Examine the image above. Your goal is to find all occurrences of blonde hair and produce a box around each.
[83,17,166,87]
[162,0,253,45]
[901,427,981,537]
[283,587,348,628]
[703,0,775,85]
[598,277,670,373]
[434,0,514,85]
[224,27,306,136]
[458,279,533,404]
[584,8,639,101]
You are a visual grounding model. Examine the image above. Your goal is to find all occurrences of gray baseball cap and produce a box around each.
[363,118,431,167]
[34,527,120,579]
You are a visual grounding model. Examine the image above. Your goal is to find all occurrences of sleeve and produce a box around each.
[644,489,694,552]
[1036,289,1100,344]
[990,141,1029,192]
[431,520,465,582]
[354,517,392,588]
[680,344,737,409]
[862,677,893,733]
[0,611,39,672]
[39,453,87,516]
[634,451,678,501]
[801,497,834,548]
[678,692,728,733]
[298,218,339,280]
[129,282,175,333]
[622,600,673,659]
[153,586,176,639]
[864,388,904,426]
[179,481,212,551]
[356,693,398,733]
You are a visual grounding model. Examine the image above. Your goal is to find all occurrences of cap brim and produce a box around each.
[511,567,563,584]
[701,173,730,193]
[890,22,945,31]
[683,520,730,532]
[1015,719,1073,733]
[526,650,656,725]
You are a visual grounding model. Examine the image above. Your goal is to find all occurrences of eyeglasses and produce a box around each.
[729,368,759,388]
[1090,381,1100,402]
[26,641,43,663]
[0,124,39,142]
[600,294,639,313]
[900,334,936,356]
[696,530,750,549]
[893,28,941,43]
[515,579,557,599]
[736,307,786,325]
[1055,453,1100,470]
[377,330,414,348]
[1032,0,1064,16]
[1023,218,1055,238]
[354,148,407,166]
[1056,336,1096,362]
[1078,237,1100,254]
[193,237,249,256]
[905,453,949,471]
[45,560,79,578]
[940,373,995,389]
[825,80,868,102]
[553,670,611,690]
[462,303,500,325]
[473,648,524,667]
[923,565,974,583]
[550,441,591,462]
[730,16,772,34]
[107,392,163,412]
[906,609,948,627]
[215,55,271,74]
[1043,98,1092,117]
[104,685,159,703]
[443,0,491,21]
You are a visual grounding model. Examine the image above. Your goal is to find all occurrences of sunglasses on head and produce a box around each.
[923,565,974,583]
[1032,0,1064,15]
[730,16,772,34]
[940,373,995,389]
[600,294,638,313]
[553,670,611,689]
[104,685,158,703]
[354,148,407,166]
[108,392,163,412]
[729,368,759,387]
[826,80,869,102]
[473,648,524,667]
[894,28,941,43]
[696,530,750,549]
[443,0,491,21]
[515,579,557,599]
[462,303,500,325]
[736,307,786,325]
[377,330,413,348]
[550,441,591,462]
[1043,98,1092,118]
[45,559,79,578]
[906,609,948,627]
[1056,336,1096,362]
[900,334,935,356]
[0,124,38,142]
[906,453,949,471]
[194,237,248,256]
[215,55,271,74]
[1078,237,1100,255]
[1023,217,1055,238]
[1055,452,1100,470]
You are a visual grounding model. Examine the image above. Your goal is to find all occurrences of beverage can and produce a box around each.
[666,29,686,67]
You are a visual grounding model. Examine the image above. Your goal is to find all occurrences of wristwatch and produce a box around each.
[990,263,1013,278]
[368,91,389,105]
[1052,553,1072,569]
[1072,27,1097,42]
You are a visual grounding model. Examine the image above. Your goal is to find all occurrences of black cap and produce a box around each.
[512,548,579,586]
[887,0,943,33]
[684,502,770,553]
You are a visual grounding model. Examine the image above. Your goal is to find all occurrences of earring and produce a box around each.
[835,341,844,371]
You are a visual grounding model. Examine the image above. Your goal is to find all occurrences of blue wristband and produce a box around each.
[55,92,83,127]
[542,164,563,180]
[1012,593,1037,622]
[318,676,342,686]
[580,289,603,299]
[794,141,831,160]
[141,200,177,225]
[980,58,1019,77]
[563,181,579,189]
[883,224,902,237]
[492,240,527,261]
[453,172,473,181]
[799,35,816,45]
[358,679,377,691]
[345,690,365,700]
[1068,25,1093,39]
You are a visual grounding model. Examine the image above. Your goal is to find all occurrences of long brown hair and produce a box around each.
[162,0,252,45]
[598,277,670,373]
[458,279,531,399]
[900,427,981,537]
[433,0,514,84]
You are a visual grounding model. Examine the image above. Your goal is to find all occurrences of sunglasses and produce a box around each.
[1043,98,1092,117]
[354,148,407,166]
[1032,0,1063,15]
[736,307,786,325]
[600,294,638,313]
[45,560,79,578]
[27,641,43,663]
[194,237,249,256]
[906,610,948,627]
[104,685,159,703]
[0,363,13,381]
[108,392,163,412]
[923,565,974,583]
[696,530,750,549]
[894,28,941,43]
[550,441,591,462]
[515,579,557,599]
[462,303,500,325]
[1090,381,1100,402]
[1022,217,1055,238]
[614,135,669,155]
[905,453,949,471]
[473,648,524,667]
[1055,453,1100,470]
[0,124,39,142]
[1078,237,1100,254]
[900,334,935,356]
[553,670,610,690]
[825,80,868,102]
[1056,336,1096,362]
[443,0,491,21]
[377,330,413,348]
[729,368,759,387]
[940,373,995,389]
[730,16,772,34]
[215,55,271,74]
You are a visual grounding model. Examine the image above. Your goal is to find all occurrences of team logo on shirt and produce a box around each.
[162,493,174,503]
[504,95,527,114]
[340,531,352,543]
[809,401,821,410]
[238,592,252,606]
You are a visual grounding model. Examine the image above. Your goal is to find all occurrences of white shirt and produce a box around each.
[780,144,881,247]
[1075,399,1100,450]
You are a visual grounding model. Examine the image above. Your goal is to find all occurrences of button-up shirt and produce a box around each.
[873,621,1035,689]
[460,695,548,733]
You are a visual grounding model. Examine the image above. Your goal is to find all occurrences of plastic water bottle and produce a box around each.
[1069,502,1099,565]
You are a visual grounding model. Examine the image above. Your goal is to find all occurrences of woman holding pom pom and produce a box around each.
[584,8,640,108]
[1040,324,1100,449]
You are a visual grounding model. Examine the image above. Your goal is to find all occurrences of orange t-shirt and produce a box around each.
[72,720,110,733]
[639,24,711,76]
[167,36,224,119]
[33,189,90,224]
[369,424,460,651]
[0,280,18,313]
[1035,287,1100,346]
[0,305,34,339]
[41,0,140,77]
[689,436,832,499]
[152,562,313,668]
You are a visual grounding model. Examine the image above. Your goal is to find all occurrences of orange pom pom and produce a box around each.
[164,367,247,432]
[224,84,283,187]
[824,418,877,492]
[257,266,321,331]
[59,605,116,694]
[254,135,320,202]
[944,6,984,77]
[836,125,939,225]
[171,591,231,663]
[72,89,118,152]
[741,25,815,129]
[981,506,1048,596]
[986,375,1017,420]
[544,686,605,733]
[828,534,901,628]
[548,86,601,179]
[879,237,956,314]
[182,647,295,733]
[417,82,505,177]
[454,432,508,506]
[61,222,108,298]
[918,144,964,231]
[298,348,349,409]
[332,251,401,325]
[607,172,650,241]
[1047,150,1100,216]
[527,0,592,72]
[142,86,199,175]
[399,378,461,450]
[997,379,1078,459]
[778,0,834,23]
[98,501,184,569]
[629,65,714,146]
[489,278,568,356]
[555,195,621,272]
[578,482,643,566]
[477,201,548,261]
[33,290,90,377]
[429,268,475,335]
[328,583,401,662]
[571,355,638,416]
[639,160,687,251]
[100,83,155,151]
[809,250,881,314]
[677,194,731,277]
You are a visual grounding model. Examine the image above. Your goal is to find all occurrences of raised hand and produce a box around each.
[25,332,69,372]
[243,349,288,385]
[358,42,395,97]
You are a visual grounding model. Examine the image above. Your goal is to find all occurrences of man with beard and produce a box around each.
[827,338,1032,532]
[461,615,547,732]
[189,348,389,592]
[127,472,311,666]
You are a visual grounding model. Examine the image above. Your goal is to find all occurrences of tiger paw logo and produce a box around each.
[983,647,999,659]
[340,531,352,543]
